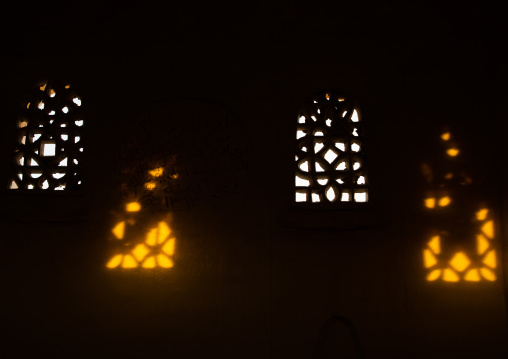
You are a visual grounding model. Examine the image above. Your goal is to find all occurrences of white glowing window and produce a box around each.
[10,80,84,191]
[295,91,368,203]
[40,141,56,156]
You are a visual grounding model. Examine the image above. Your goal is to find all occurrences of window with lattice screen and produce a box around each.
[9,80,84,191]
[295,91,368,203]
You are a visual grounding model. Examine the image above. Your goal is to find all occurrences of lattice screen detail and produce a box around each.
[295,92,368,203]
[9,81,83,191]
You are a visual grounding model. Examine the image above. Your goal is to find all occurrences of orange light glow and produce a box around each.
[476,234,489,255]
[481,220,494,239]
[126,202,141,212]
[480,268,496,281]
[449,252,470,272]
[48,89,56,97]
[40,83,47,91]
[438,196,451,207]
[428,236,440,254]
[325,93,330,100]
[142,256,156,268]
[122,255,138,268]
[441,132,450,141]
[161,238,175,256]
[427,269,442,281]
[106,254,123,268]
[476,209,488,221]
[424,198,436,209]
[132,244,149,261]
[156,254,173,268]
[424,249,437,268]
[149,167,164,177]
[444,173,453,179]
[112,221,125,239]
[19,121,28,128]
[443,268,459,282]
[145,182,157,190]
[446,148,459,157]
[482,250,496,269]
[464,269,480,282]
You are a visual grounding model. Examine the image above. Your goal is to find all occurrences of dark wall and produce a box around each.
[1,2,507,358]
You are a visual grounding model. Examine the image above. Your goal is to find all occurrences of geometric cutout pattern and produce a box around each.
[422,131,497,282]
[106,201,176,269]
[295,91,367,203]
[9,80,83,191]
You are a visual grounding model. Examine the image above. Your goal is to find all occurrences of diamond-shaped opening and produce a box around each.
[40,141,56,156]
[323,149,338,163]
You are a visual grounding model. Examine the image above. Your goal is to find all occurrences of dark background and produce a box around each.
[0,1,507,357]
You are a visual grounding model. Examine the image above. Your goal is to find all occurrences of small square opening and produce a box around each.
[41,141,56,156]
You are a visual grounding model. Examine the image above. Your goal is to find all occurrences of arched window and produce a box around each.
[9,80,84,191]
[295,91,368,204]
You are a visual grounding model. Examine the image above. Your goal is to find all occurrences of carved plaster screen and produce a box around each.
[295,91,368,203]
[9,81,83,191]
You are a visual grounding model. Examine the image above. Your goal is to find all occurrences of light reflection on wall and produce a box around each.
[424,208,497,282]
[106,168,177,269]
[422,131,497,282]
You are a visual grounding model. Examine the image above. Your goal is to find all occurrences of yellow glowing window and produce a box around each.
[295,91,368,204]
[9,80,84,191]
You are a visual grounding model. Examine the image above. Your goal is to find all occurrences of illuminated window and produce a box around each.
[295,91,368,203]
[9,81,84,191]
